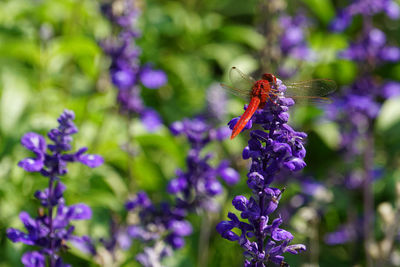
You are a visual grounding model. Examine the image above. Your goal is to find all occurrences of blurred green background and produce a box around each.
[1,0,400,266]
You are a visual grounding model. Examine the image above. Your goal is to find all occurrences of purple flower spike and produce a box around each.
[120,118,237,266]
[329,0,400,33]
[167,118,238,210]
[218,78,306,266]
[17,110,103,176]
[100,1,166,129]
[278,13,313,74]
[8,110,103,266]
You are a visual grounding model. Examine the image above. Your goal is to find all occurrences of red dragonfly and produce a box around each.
[221,67,336,139]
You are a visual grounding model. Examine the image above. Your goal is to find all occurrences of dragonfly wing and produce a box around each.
[290,95,333,104]
[220,83,251,101]
[229,67,256,92]
[284,79,337,97]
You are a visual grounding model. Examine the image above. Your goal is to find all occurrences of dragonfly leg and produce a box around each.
[267,92,280,107]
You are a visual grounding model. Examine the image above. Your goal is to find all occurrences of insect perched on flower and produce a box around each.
[221,67,336,139]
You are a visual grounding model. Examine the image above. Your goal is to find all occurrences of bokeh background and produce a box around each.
[1,0,400,266]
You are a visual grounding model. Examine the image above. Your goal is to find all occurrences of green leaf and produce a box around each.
[376,97,400,132]
[0,69,30,134]
[219,25,266,50]
[313,121,340,149]
[301,0,335,24]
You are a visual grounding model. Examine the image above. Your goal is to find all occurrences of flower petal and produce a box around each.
[21,133,46,152]
[18,157,44,172]
[78,154,104,168]
[6,228,34,245]
[67,204,92,220]
[21,251,46,267]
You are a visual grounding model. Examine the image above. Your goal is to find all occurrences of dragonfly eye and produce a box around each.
[262,73,274,83]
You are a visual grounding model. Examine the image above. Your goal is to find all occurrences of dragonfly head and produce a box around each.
[261,73,277,87]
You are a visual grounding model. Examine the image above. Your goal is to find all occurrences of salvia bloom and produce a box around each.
[326,5,400,158]
[121,119,239,266]
[169,118,239,211]
[7,110,102,267]
[217,79,306,266]
[324,0,399,249]
[125,192,192,266]
[324,223,358,245]
[277,13,315,79]
[339,28,400,63]
[326,78,381,157]
[101,0,167,131]
[279,14,313,61]
[330,0,400,32]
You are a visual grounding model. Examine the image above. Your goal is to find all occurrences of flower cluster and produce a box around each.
[327,4,400,157]
[101,0,167,131]
[340,28,400,63]
[169,118,240,211]
[7,110,102,267]
[277,13,314,79]
[330,0,399,32]
[18,110,103,174]
[324,0,400,250]
[324,222,358,245]
[279,14,313,61]
[125,192,192,266]
[119,119,239,266]
[218,79,306,266]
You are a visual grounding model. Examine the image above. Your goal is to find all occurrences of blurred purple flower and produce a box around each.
[324,224,357,245]
[380,46,400,62]
[140,66,167,89]
[101,0,166,129]
[124,192,191,265]
[326,0,400,252]
[140,109,162,132]
[340,28,400,63]
[330,10,352,32]
[328,78,381,155]
[118,119,238,265]
[382,82,400,98]
[279,14,312,61]
[206,83,228,123]
[168,118,239,211]
[330,0,400,32]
